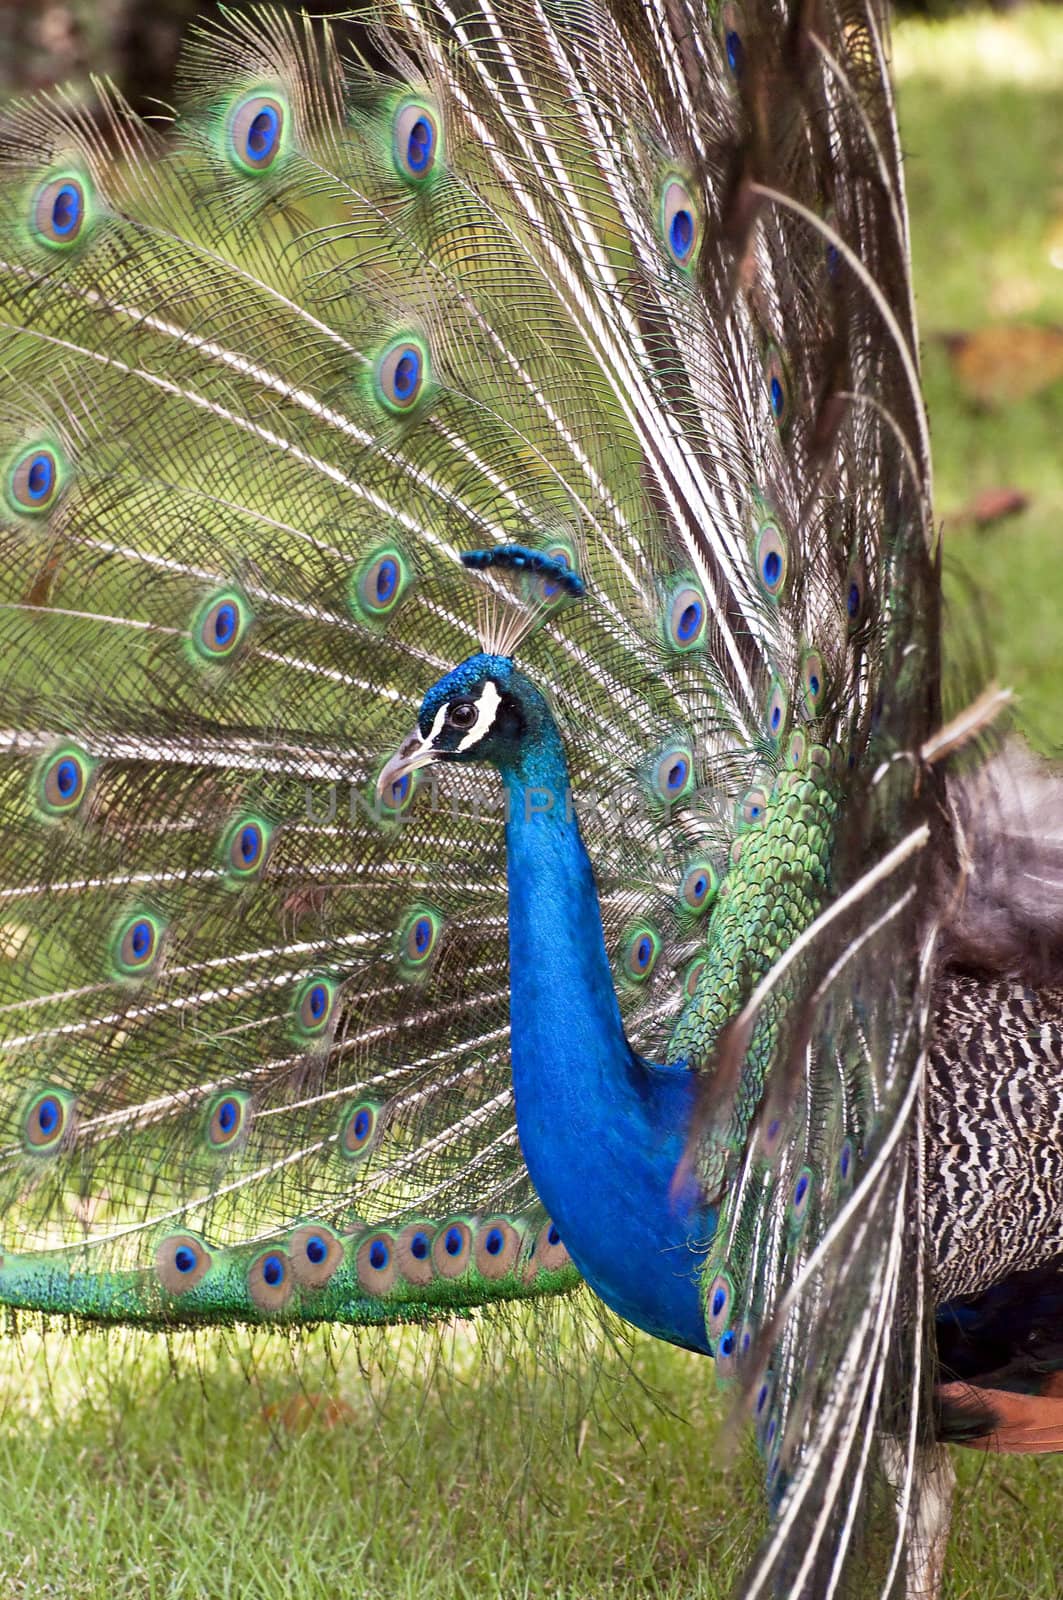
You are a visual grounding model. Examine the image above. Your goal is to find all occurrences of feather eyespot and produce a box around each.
[248,1248,294,1312]
[523,1218,570,1280]
[533,542,578,607]
[764,346,791,429]
[32,176,87,247]
[156,1233,211,1294]
[222,817,273,880]
[375,762,419,817]
[339,1101,377,1159]
[372,555,399,605]
[207,1093,248,1149]
[23,1088,73,1153]
[754,1376,776,1445]
[8,444,62,514]
[399,906,442,973]
[760,1113,785,1160]
[764,679,788,742]
[846,561,867,630]
[753,518,787,600]
[719,3,745,77]
[191,591,250,663]
[289,1225,343,1289]
[715,1326,739,1378]
[838,1139,854,1186]
[663,582,707,651]
[706,1271,734,1340]
[357,1231,398,1293]
[664,755,690,794]
[393,99,440,180]
[737,787,768,828]
[112,912,164,979]
[292,976,337,1040]
[682,956,706,1001]
[649,740,695,805]
[233,823,264,871]
[375,337,428,413]
[475,1217,521,1278]
[800,650,826,718]
[621,925,661,983]
[353,546,411,621]
[786,730,807,770]
[229,94,286,172]
[38,746,92,817]
[660,178,699,269]
[395,1221,436,1284]
[680,859,718,915]
[790,1166,814,1228]
[432,1219,472,1278]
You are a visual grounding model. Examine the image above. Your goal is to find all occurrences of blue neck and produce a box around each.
[501,728,713,1354]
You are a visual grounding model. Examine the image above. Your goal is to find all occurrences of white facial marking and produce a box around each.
[456,679,502,751]
[424,701,450,744]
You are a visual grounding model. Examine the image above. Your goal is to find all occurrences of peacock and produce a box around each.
[1,1,1061,1595]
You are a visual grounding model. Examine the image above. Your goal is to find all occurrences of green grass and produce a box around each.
[0,1310,764,1600]
[1,8,1063,1599]
[0,1308,1058,1600]
[896,9,1063,739]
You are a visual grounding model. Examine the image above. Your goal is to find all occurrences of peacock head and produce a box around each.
[377,652,556,799]
[377,546,582,800]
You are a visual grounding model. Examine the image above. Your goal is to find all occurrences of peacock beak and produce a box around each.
[375,728,436,805]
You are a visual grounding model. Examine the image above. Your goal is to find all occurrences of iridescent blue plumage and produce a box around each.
[398,654,716,1351]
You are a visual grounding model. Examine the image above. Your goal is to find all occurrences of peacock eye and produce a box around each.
[446,700,477,730]
[33,177,88,247]
[229,94,286,172]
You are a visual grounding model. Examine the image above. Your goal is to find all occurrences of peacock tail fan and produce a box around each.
[1,0,948,1595]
